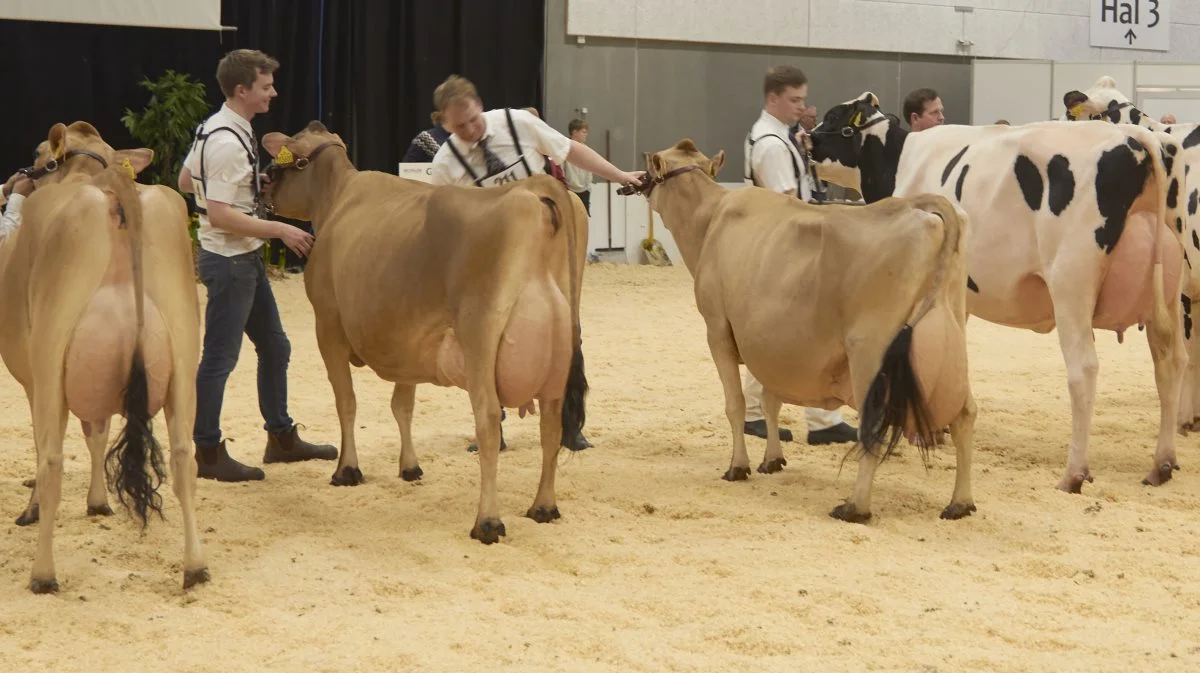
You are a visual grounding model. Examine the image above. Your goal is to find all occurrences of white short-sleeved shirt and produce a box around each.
[744,109,811,200]
[181,103,264,256]
[0,193,24,240]
[430,108,573,187]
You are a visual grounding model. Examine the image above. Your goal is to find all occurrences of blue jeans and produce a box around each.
[194,248,294,447]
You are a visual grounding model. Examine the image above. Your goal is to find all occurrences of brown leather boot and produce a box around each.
[263,425,338,464]
[196,440,265,482]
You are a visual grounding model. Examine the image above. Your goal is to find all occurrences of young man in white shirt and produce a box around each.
[428,75,644,452]
[561,119,594,214]
[0,171,33,240]
[742,65,858,446]
[178,48,336,482]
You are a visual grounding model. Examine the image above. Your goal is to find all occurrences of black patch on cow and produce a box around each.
[1094,142,1150,254]
[1107,100,1123,123]
[1178,217,1185,234]
[1183,295,1194,340]
[1190,189,1199,216]
[1168,179,1180,209]
[1166,143,1178,156]
[1185,126,1200,150]
[1130,108,1143,125]
[967,276,979,293]
[1046,154,1075,216]
[1013,155,1043,211]
[1192,230,1199,250]
[1127,136,1145,152]
[941,146,969,186]
[1161,149,1175,176]
[955,164,970,202]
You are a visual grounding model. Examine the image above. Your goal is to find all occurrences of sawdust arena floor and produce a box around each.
[1,263,1200,672]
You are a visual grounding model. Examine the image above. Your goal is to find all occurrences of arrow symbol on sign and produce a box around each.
[1125,28,1137,44]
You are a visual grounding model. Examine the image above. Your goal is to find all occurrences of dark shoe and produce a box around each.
[263,425,338,463]
[807,422,858,445]
[562,430,593,451]
[743,419,794,442]
[196,440,265,482]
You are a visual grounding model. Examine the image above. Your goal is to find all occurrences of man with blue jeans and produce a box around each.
[178,48,336,481]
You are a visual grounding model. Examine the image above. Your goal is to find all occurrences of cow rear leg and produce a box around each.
[940,394,978,520]
[526,397,564,523]
[83,418,114,517]
[1178,326,1200,432]
[831,447,878,523]
[1054,315,1099,493]
[30,380,69,593]
[317,326,362,487]
[706,325,751,481]
[164,365,209,589]
[757,389,787,474]
[1143,314,1185,486]
[391,383,422,481]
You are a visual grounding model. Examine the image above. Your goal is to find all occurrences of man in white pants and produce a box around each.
[741,65,857,445]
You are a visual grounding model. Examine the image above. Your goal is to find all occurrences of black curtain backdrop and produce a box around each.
[0,0,546,177]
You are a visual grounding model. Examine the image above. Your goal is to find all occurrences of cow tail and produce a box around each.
[99,165,167,530]
[858,195,962,466]
[538,186,589,452]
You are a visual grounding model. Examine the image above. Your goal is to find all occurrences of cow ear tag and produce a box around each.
[850,111,863,127]
[274,146,295,166]
[1069,104,1085,119]
[122,157,136,179]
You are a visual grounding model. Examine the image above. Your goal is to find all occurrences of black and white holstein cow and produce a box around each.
[1061,76,1200,433]
[809,92,1190,493]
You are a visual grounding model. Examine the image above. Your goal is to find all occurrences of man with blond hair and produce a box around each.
[178,48,337,481]
[429,74,644,452]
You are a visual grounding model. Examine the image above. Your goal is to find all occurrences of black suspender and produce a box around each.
[189,121,260,215]
[745,132,802,189]
[446,108,535,186]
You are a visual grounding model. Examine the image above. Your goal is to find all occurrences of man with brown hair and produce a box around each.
[178,48,337,481]
[741,64,858,446]
[903,88,945,132]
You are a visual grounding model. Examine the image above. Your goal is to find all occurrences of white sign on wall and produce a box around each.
[1090,0,1171,52]
[398,163,435,183]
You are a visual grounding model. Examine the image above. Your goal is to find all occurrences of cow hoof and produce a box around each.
[87,504,114,517]
[330,466,364,487]
[22,478,36,489]
[1142,462,1179,487]
[757,457,787,474]
[829,502,871,524]
[183,567,211,589]
[1056,470,1093,494]
[29,577,58,594]
[526,505,561,523]
[470,519,507,544]
[722,466,751,481]
[400,466,424,482]
[15,505,39,527]
[939,502,977,520]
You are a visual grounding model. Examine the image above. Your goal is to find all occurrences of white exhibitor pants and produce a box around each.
[742,368,843,430]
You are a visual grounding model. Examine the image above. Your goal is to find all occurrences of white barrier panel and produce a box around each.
[397,163,435,184]
[4,0,222,31]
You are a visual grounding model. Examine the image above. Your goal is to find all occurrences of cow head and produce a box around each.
[1061,76,1158,129]
[261,120,349,221]
[809,92,902,201]
[637,138,724,211]
[24,121,152,186]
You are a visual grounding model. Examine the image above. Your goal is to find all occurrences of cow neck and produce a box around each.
[304,151,356,233]
[857,120,908,204]
[653,167,724,274]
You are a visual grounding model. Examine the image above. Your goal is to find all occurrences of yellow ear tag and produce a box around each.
[274,146,294,166]
[850,111,863,127]
[1069,104,1085,119]
[122,157,136,179]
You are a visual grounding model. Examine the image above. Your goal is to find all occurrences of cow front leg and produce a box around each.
[30,384,69,594]
[316,328,362,487]
[164,362,209,589]
[757,389,787,474]
[706,325,751,481]
[1054,316,1099,493]
[16,384,39,526]
[940,394,978,520]
[469,398,506,544]
[82,418,114,517]
[830,446,878,523]
[1143,312,1186,486]
[527,397,564,523]
[391,383,422,481]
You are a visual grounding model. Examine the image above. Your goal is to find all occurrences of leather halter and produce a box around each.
[617,164,707,196]
[20,148,109,180]
[261,140,347,212]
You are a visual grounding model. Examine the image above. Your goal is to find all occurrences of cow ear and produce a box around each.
[47,123,68,160]
[113,149,154,176]
[304,120,329,134]
[68,121,101,137]
[1063,90,1088,111]
[674,138,699,153]
[706,150,725,178]
[648,152,666,180]
[262,132,292,159]
[1094,75,1117,89]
